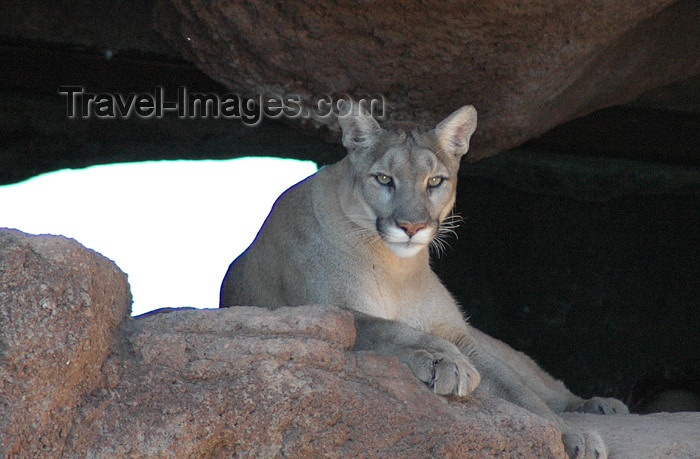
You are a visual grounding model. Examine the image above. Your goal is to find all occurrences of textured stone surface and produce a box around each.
[1,229,698,457]
[153,0,700,160]
[563,412,700,459]
[0,230,564,457]
[0,229,132,455]
[67,306,564,457]
[1,1,699,185]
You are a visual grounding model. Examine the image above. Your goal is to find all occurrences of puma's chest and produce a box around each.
[348,259,437,323]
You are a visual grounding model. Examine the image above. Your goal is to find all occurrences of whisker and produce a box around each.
[430,235,453,258]
[438,212,463,238]
[430,211,463,258]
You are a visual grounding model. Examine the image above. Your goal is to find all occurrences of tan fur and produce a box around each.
[220,104,627,458]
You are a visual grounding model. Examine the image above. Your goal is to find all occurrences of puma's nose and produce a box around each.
[397,221,427,237]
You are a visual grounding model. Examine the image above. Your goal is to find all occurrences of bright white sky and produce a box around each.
[0,158,317,316]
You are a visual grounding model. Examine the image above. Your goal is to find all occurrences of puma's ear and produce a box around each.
[338,100,382,155]
[434,105,477,159]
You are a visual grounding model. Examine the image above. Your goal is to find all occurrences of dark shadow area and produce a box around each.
[436,158,700,400]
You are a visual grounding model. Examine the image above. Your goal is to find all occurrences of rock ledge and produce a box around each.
[1,229,698,457]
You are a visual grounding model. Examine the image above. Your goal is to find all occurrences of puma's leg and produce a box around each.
[353,313,614,457]
[468,348,609,459]
[352,312,480,397]
[468,325,628,414]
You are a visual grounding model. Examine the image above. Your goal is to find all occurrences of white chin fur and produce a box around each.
[381,226,433,258]
[386,241,427,258]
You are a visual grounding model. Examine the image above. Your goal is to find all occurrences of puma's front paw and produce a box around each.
[574,397,629,415]
[405,349,480,397]
[562,428,608,459]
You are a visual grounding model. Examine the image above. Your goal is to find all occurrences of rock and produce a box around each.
[152,0,700,160]
[67,306,564,457]
[2,2,700,183]
[0,229,131,455]
[563,412,700,459]
[0,230,564,457]
[2,229,698,457]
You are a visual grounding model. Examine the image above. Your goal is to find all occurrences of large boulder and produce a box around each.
[0,229,564,457]
[1,0,699,173]
[67,306,565,457]
[0,229,131,455]
[1,229,699,457]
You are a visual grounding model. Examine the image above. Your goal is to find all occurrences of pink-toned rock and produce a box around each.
[3,230,698,457]
[67,305,565,457]
[1,229,564,457]
[0,228,131,455]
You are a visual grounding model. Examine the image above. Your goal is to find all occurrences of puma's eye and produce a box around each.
[375,174,393,186]
[427,176,445,188]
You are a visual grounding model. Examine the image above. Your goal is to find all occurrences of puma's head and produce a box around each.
[338,103,477,258]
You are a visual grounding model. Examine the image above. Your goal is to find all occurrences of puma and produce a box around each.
[220,102,628,458]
